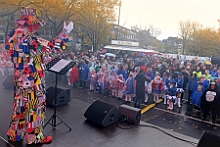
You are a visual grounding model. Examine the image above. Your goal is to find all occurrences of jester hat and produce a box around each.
[15,7,46,32]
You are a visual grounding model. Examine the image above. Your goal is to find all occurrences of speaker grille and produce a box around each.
[84,100,119,127]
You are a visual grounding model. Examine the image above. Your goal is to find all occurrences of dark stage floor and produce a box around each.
[0,75,218,147]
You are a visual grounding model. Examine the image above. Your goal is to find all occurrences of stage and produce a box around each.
[0,75,198,147]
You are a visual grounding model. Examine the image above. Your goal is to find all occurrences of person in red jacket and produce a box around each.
[70,62,80,87]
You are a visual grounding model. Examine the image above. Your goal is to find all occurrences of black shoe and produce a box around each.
[8,139,23,146]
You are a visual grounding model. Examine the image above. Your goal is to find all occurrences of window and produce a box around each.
[0,36,4,43]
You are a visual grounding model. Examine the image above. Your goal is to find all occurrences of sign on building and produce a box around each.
[111,40,139,47]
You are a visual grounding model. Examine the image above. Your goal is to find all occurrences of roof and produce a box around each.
[103,45,161,55]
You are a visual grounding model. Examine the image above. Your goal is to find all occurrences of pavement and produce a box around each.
[0,74,219,147]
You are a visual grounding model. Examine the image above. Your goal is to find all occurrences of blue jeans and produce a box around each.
[134,97,143,108]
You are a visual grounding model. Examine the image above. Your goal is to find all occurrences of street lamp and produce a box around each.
[116,0,122,40]
[118,0,122,26]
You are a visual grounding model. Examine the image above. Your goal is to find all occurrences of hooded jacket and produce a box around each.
[201,84,220,109]
[135,71,150,98]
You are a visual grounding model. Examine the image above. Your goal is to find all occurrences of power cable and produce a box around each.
[138,124,198,146]
[116,116,198,146]
[0,135,15,147]
[116,117,133,129]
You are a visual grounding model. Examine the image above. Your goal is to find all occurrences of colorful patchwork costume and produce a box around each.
[5,7,73,145]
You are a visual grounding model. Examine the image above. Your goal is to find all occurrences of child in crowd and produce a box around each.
[110,71,118,97]
[124,73,135,103]
[187,73,197,103]
[117,74,125,99]
[89,69,97,91]
[162,72,169,104]
[0,57,6,76]
[175,72,184,107]
[66,68,72,85]
[166,80,177,110]
[102,71,110,96]
[151,72,164,103]
[70,62,79,88]
[97,67,106,94]
[145,80,151,103]
[191,85,203,110]
[7,60,14,75]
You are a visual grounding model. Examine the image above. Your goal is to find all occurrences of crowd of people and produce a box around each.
[0,50,14,76]
[1,49,220,123]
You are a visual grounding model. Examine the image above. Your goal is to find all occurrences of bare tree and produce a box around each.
[178,20,192,55]
[148,24,162,37]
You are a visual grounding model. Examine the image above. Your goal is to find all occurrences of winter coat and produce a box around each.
[70,66,79,84]
[135,72,150,98]
[175,78,184,88]
[201,86,220,110]
[187,77,198,91]
[117,70,127,80]
[168,85,177,96]
[124,77,135,95]
[162,77,169,88]
[146,71,155,80]
[203,79,210,90]
[210,70,219,77]
[182,72,189,89]
[80,63,90,81]
[152,76,164,94]
[193,71,202,79]
[193,81,208,94]
[191,90,203,108]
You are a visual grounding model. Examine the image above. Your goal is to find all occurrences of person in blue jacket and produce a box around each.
[146,68,155,81]
[116,64,127,80]
[175,72,184,107]
[191,85,203,109]
[193,76,209,94]
[210,66,219,78]
[162,72,169,104]
[162,72,169,88]
[168,72,175,85]
[201,74,210,90]
[80,60,90,88]
[166,80,177,110]
[187,73,198,104]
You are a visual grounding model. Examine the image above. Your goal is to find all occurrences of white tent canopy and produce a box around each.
[103,45,161,55]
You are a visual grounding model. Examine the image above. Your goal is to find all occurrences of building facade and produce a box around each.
[110,24,138,42]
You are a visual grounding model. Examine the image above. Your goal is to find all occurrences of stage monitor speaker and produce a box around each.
[84,100,120,127]
[46,86,70,106]
[3,75,14,89]
[118,105,141,124]
[197,132,220,147]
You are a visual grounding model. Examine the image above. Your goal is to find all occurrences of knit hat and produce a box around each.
[178,72,182,76]
[170,80,176,84]
[16,7,46,32]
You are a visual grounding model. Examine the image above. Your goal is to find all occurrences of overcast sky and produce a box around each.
[116,0,220,40]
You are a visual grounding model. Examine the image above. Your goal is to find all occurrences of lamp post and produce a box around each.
[116,0,122,40]
[118,0,121,26]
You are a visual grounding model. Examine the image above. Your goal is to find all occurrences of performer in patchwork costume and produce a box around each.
[5,7,73,145]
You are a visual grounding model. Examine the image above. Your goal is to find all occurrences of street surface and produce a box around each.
[46,74,220,139]
[0,75,218,147]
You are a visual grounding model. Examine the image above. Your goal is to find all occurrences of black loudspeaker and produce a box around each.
[84,100,120,127]
[46,86,70,106]
[197,132,220,147]
[3,75,14,89]
[118,105,141,124]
